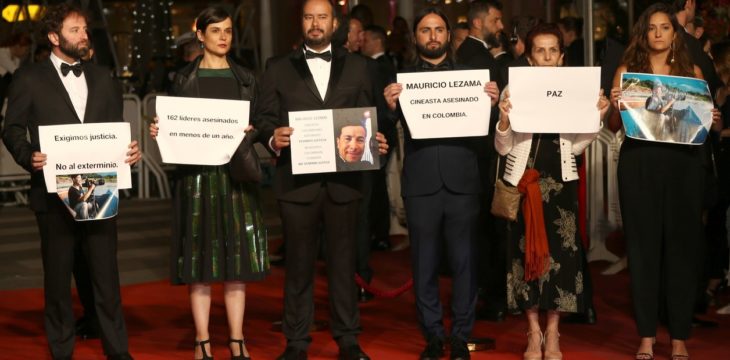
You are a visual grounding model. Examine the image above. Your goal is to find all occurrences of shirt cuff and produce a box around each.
[268,136,281,157]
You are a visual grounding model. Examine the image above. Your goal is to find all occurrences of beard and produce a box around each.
[304,28,331,49]
[59,34,89,60]
[417,40,449,59]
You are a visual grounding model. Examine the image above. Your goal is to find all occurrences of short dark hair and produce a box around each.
[524,23,565,56]
[364,25,387,45]
[1,33,31,47]
[302,0,336,18]
[467,0,502,27]
[412,7,451,34]
[41,3,88,37]
[196,7,231,33]
[671,0,688,13]
[454,22,469,31]
[350,4,374,27]
[556,16,583,35]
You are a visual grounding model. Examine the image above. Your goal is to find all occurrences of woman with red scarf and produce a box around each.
[496,23,609,360]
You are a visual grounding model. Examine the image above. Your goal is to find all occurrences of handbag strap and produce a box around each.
[526,134,542,169]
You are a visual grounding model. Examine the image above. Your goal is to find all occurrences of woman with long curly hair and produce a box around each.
[609,3,722,359]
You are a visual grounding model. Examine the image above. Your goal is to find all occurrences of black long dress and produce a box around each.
[506,134,586,313]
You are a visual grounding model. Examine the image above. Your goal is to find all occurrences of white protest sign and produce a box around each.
[508,67,601,133]
[290,110,337,174]
[155,96,249,165]
[397,69,491,139]
[39,123,132,192]
[289,107,379,175]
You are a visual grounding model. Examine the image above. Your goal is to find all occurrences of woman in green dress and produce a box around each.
[150,7,268,360]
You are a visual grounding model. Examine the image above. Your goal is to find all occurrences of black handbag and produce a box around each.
[229,129,262,183]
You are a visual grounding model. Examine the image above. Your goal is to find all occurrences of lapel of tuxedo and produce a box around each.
[41,59,81,123]
[323,48,346,104]
[81,63,96,123]
[290,49,324,103]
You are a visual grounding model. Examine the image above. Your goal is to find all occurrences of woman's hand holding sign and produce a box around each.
[498,88,512,131]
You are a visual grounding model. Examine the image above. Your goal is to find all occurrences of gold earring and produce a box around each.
[670,41,675,64]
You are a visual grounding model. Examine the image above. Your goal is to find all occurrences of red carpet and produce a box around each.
[1,249,729,359]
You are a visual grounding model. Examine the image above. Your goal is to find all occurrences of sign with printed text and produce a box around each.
[397,69,491,139]
[508,67,601,133]
[155,96,249,165]
[289,107,379,174]
[39,122,132,193]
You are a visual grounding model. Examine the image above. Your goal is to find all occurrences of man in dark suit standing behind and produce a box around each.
[1,4,140,360]
[384,8,498,360]
[455,0,504,88]
[254,1,387,359]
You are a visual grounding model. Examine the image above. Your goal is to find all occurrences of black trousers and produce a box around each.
[355,172,373,283]
[618,140,703,340]
[280,188,361,350]
[405,188,479,341]
[36,202,129,358]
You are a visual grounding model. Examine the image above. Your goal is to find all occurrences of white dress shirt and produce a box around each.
[50,52,88,123]
[304,44,332,100]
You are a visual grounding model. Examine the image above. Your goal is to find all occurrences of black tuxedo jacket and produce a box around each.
[456,36,504,89]
[396,60,483,198]
[255,47,373,203]
[2,59,123,212]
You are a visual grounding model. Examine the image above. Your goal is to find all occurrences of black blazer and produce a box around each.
[170,55,256,101]
[455,36,504,89]
[396,60,483,198]
[254,46,373,203]
[2,59,123,212]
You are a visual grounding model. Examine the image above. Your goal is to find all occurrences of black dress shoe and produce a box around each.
[477,308,505,322]
[420,337,444,360]
[563,307,597,325]
[338,344,370,360]
[358,287,374,303]
[277,347,307,360]
[75,316,100,339]
[450,338,470,360]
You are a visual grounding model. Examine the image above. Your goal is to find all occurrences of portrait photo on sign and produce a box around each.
[619,72,713,144]
[56,172,119,221]
[332,108,379,172]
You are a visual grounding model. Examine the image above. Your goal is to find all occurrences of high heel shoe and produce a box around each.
[195,339,214,360]
[635,337,655,360]
[543,330,562,360]
[523,330,543,360]
[229,338,250,360]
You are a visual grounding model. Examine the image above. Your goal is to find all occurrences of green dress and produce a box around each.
[170,68,269,284]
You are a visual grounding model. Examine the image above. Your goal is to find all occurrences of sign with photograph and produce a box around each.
[618,72,713,144]
[397,69,491,139]
[508,66,602,133]
[155,96,249,165]
[289,107,379,175]
[39,123,132,193]
[56,172,119,221]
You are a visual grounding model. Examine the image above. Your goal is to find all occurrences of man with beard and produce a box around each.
[254,1,387,359]
[457,0,508,325]
[456,0,504,89]
[383,8,498,360]
[1,4,139,360]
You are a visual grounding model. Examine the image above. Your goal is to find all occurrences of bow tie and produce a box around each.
[305,49,332,62]
[61,63,83,77]
[420,60,451,71]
